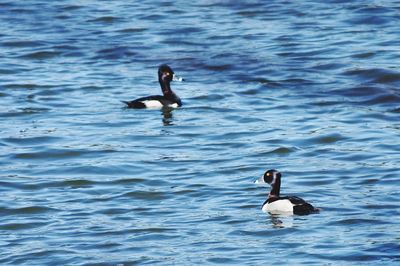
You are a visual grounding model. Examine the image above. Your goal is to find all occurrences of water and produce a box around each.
[1,0,400,264]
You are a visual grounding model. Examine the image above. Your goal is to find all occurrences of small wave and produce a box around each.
[60,4,83,11]
[1,40,46,48]
[389,107,400,113]
[0,107,50,118]
[0,206,57,215]
[87,16,122,23]
[13,148,115,160]
[122,190,169,201]
[19,51,61,60]
[64,179,96,187]
[118,27,147,33]
[342,68,400,84]
[0,222,47,230]
[2,136,62,146]
[309,133,346,144]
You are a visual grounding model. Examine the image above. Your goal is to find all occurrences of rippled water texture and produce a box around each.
[1,1,400,265]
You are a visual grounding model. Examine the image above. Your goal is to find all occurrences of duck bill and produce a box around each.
[254,175,266,184]
[173,74,184,82]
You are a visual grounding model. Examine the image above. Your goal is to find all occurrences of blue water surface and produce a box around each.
[1,1,400,265]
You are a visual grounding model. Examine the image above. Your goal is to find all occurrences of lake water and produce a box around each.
[1,0,400,265]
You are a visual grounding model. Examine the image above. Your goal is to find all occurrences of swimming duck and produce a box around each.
[256,169,319,215]
[123,64,183,108]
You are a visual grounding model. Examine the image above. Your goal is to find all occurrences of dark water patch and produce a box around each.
[343,68,400,85]
[87,16,122,24]
[2,136,62,146]
[237,87,261,96]
[166,26,204,35]
[3,83,54,90]
[207,257,237,264]
[122,190,169,201]
[336,86,400,107]
[254,147,297,157]
[345,5,397,26]
[0,68,14,75]
[362,93,400,105]
[0,206,57,216]
[281,78,316,87]
[0,1,14,7]
[351,51,376,59]
[310,99,343,107]
[162,38,205,47]
[345,15,390,26]
[355,5,397,15]
[365,242,400,259]
[58,4,83,11]
[360,204,399,211]
[0,178,103,191]
[334,85,380,98]
[1,40,47,48]
[63,179,97,188]
[98,208,131,215]
[13,148,115,160]
[310,62,345,71]
[355,177,380,186]
[141,14,166,21]
[117,27,147,33]
[236,10,266,17]
[329,218,389,226]
[375,72,400,84]
[19,51,62,60]
[0,107,51,118]
[8,7,36,14]
[189,93,226,101]
[0,222,47,230]
[80,85,106,91]
[307,133,346,145]
[389,107,400,113]
[111,177,146,185]
[174,189,197,196]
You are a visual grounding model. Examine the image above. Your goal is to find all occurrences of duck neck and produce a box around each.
[269,176,281,198]
[159,78,172,96]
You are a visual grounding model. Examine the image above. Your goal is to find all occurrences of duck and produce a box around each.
[123,64,183,108]
[255,169,319,215]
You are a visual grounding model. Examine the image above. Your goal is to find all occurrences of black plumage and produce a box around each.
[123,64,182,109]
